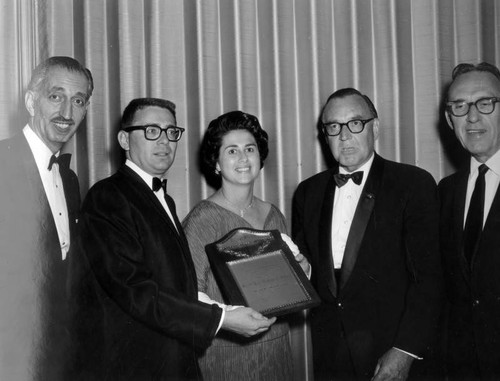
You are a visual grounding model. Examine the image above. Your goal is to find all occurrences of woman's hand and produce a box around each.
[281,234,311,277]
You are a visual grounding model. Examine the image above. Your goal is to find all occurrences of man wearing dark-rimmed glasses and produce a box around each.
[293,88,443,380]
[440,62,500,380]
[71,97,276,379]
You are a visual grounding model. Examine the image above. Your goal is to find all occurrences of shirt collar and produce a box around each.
[470,149,500,177]
[338,153,375,188]
[125,159,166,191]
[23,125,60,172]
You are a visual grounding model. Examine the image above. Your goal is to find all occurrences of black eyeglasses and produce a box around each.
[446,97,500,117]
[322,118,375,137]
[122,124,185,141]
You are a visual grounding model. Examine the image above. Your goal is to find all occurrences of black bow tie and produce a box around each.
[152,177,167,194]
[47,154,71,171]
[334,171,364,187]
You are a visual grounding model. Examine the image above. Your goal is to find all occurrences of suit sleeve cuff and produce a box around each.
[198,292,226,334]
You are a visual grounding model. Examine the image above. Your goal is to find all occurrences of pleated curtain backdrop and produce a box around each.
[1,0,500,378]
[2,0,499,220]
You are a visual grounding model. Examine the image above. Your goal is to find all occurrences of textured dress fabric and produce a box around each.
[182,200,293,381]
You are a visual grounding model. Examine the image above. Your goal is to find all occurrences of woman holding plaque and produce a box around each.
[182,111,308,381]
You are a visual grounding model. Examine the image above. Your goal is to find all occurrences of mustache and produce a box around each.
[51,117,75,124]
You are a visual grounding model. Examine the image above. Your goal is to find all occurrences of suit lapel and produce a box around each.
[58,155,81,236]
[475,171,500,267]
[484,178,500,229]
[453,168,471,280]
[339,155,381,290]
[120,166,186,244]
[319,171,338,298]
[13,134,47,207]
[164,194,191,249]
[15,135,61,250]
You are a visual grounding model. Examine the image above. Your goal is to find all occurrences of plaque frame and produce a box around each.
[205,228,320,317]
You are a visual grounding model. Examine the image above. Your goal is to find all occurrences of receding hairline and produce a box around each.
[27,57,94,101]
[447,70,500,101]
[322,93,375,121]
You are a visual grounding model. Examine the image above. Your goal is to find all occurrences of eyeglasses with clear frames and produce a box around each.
[122,124,185,141]
[446,97,500,117]
[322,118,375,137]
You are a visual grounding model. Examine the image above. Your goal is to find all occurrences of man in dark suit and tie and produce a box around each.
[72,98,276,380]
[440,62,500,380]
[292,88,443,380]
[0,56,93,380]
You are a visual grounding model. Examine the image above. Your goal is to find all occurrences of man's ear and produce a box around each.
[372,118,380,140]
[25,91,36,117]
[445,111,454,130]
[118,131,130,151]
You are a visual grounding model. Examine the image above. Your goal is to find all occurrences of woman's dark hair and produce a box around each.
[201,110,269,177]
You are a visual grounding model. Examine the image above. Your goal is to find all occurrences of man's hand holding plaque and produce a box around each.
[221,307,277,337]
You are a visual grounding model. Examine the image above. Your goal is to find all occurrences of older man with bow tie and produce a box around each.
[292,88,443,380]
[0,56,93,380]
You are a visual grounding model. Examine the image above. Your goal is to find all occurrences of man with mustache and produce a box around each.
[440,62,500,379]
[0,56,93,380]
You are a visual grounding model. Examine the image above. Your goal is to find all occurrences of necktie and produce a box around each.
[152,177,167,194]
[334,171,364,187]
[463,164,488,264]
[47,154,71,171]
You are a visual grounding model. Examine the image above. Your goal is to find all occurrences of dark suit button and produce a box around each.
[337,302,343,309]
[473,299,480,306]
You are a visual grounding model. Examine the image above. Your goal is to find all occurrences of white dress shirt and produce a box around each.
[331,155,374,269]
[24,125,70,260]
[464,150,500,228]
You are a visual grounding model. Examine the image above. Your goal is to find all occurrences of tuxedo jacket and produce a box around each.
[292,154,443,379]
[71,165,222,380]
[439,164,500,378]
[0,133,80,380]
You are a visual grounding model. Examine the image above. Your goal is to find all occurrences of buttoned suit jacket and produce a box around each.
[292,154,443,379]
[0,133,80,381]
[71,165,222,380]
[439,164,500,378]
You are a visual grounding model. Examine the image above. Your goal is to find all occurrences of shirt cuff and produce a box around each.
[393,347,422,360]
[216,308,225,334]
[198,292,228,334]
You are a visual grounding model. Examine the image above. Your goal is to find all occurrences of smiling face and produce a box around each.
[322,94,379,172]
[118,106,178,177]
[215,129,261,186]
[446,71,500,163]
[25,66,90,153]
